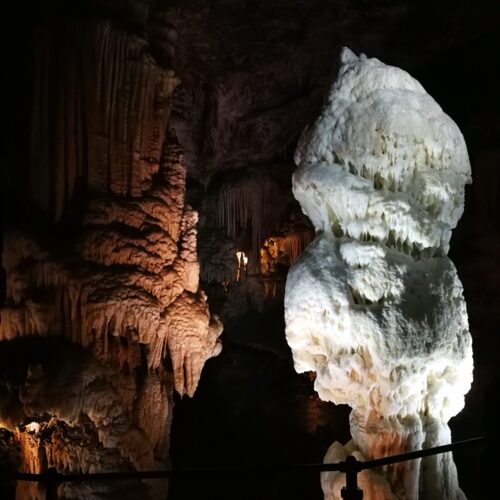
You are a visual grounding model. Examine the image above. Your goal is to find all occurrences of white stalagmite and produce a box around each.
[285,48,473,500]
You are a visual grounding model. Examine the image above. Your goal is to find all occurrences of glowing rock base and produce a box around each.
[285,48,473,499]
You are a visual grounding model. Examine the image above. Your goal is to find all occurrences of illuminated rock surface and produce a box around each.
[285,48,473,499]
[0,17,221,500]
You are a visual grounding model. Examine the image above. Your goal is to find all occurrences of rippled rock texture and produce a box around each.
[286,49,472,499]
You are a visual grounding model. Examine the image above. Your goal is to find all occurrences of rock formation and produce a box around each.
[0,14,221,500]
[285,48,473,499]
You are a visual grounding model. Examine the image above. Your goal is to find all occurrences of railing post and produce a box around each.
[45,468,59,500]
[341,456,363,500]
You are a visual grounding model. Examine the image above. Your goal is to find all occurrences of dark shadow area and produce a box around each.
[169,307,351,500]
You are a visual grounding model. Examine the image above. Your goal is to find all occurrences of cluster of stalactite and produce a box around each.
[0,14,221,500]
[215,168,287,266]
[1,135,222,397]
[198,166,311,310]
[30,19,179,221]
[260,231,313,274]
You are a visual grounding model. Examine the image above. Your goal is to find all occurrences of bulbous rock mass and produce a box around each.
[285,47,473,500]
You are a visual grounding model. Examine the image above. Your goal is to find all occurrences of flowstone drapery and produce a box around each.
[0,18,222,500]
[285,48,473,499]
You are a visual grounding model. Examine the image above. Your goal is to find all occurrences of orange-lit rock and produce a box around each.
[0,13,221,499]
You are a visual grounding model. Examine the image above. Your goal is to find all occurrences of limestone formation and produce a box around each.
[0,17,221,499]
[285,48,473,499]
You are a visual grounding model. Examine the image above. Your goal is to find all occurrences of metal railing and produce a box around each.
[0,436,484,500]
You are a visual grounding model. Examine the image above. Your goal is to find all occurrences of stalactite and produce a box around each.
[259,229,312,275]
[29,20,179,221]
[2,133,221,390]
[284,230,313,265]
[215,169,284,264]
[91,22,178,198]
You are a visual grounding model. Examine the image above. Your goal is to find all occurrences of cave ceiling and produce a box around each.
[2,0,499,186]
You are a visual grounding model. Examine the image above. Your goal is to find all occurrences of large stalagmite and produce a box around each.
[285,48,473,499]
